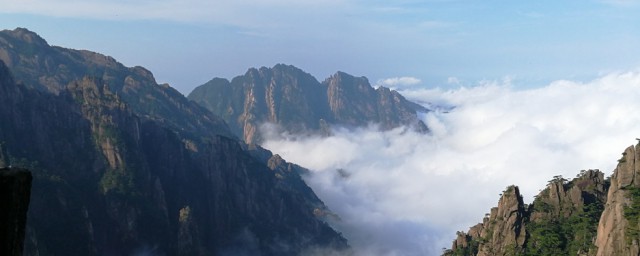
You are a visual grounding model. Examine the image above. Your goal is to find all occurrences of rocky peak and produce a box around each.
[3,28,49,47]
[323,72,376,121]
[130,66,155,81]
[189,64,429,144]
[270,63,311,77]
[446,169,609,256]
[479,186,527,255]
[522,170,607,255]
[324,71,372,91]
[0,30,233,139]
[323,71,375,102]
[448,186,527,256]
[530,170,606,221]
[0,28,127,94]
[595,144,640,256]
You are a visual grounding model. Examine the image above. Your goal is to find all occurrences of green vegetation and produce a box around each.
[525,190,603,255]
[525,211,599,255]
[526,199,569,256]
[445,170,608,256]
[503,243,526,256]
[618,152,627,164]
[548,175,567,184]
[532,200,553,213]
[622,186,640,244]
[444,237,480,256]
[99,168,139,198]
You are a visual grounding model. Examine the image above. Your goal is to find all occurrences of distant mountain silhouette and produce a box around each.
[189,64,428,144]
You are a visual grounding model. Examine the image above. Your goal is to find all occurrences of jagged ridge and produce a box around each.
[0,28,347,255]
[445,142,640,256]
[188,64,428,144]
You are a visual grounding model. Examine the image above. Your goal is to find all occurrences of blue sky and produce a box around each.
[4,1,640,254]
[1,0,640,94]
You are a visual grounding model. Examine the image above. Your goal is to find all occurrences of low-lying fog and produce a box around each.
[262,70,640,255]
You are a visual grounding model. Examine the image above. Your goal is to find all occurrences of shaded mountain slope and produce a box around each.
[0,167,32,256]
[0,28,346,255]
[188,64,428,144]
[0,27,233,140]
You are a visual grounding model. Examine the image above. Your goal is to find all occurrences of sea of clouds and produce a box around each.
[261,70,640,255]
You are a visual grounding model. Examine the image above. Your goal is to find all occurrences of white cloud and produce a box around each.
[0,0,351,27]
[262,70,640,255]
[377,76,421,89]
[446,76,460,85]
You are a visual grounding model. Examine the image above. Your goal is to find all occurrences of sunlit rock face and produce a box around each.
[189,64,427,144]
[595,144,640,256]
[446,169,608,256]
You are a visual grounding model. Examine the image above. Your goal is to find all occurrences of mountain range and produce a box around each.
[0,28,354,255]
[4,26,640,256]
[188,64,428,144]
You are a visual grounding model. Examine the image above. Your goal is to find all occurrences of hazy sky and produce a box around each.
[2,0,640,94]
[3,1,640,255]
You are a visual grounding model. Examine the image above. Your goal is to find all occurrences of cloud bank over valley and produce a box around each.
[262,70,640,255]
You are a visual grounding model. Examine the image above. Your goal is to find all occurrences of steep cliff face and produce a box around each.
[595,144,640,256]
[0,168,32,256]
[0,29,347,255]
[480,186,527,256]
[0,28,233,140]
[188,64,428,144]
[446,169,608,256]
[449,186,527,256]
[525,170,606,255]
[324,72,426,130]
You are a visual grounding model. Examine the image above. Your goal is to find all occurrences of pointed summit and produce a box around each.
[2,28,49,47]
[445,167,610,255]
[189,64,429,144]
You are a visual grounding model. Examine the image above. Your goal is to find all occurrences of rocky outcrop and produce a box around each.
[446,169,608,256]
[0,28,233,140]
[188,64,428,144]
[525,170,606,255]
[448,186,527,256]
[0,168,32,256]
[479,186,527,255]
[0,29,347,255]
[595,144,640,256]
[324,72,426,130]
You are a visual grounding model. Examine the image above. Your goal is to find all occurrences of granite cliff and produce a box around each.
[188,64,428,144]
[0,28,346,255]
[445,143,640,255]
[594,144,640,256]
